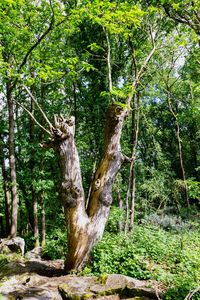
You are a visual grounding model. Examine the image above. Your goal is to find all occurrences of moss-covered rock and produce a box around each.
[0,258,164,300]
[58,274,162,300]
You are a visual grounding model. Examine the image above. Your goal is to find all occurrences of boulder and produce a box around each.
[0,237,25,256]
[25,246,43,260]
[58,274,163,300]
[0,258,165,300]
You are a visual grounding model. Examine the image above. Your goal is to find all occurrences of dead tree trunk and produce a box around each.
[48,103,128,271]
[24,42,157,272]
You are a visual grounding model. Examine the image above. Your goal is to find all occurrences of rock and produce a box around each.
[0,273,63,300]
[25,246,43,260]
[124,298,151,300]
[0,237,25,256]
[58,274,163,300]
[0,258,165,300]
[0,259,66,299]
[96,296,120,300]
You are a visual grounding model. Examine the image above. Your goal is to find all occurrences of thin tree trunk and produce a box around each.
[125,92,140,232]
[0,138,11,236]
[115,176,123,232]
[33,192,39,247]
[7,82,19,238]
[129,92,140,231]
[104,29,112,94]
[167,93,190,210]
[29,93,40,247]
[41,192,46,247]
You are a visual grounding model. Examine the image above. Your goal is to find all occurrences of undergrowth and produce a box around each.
[82,224,200,300]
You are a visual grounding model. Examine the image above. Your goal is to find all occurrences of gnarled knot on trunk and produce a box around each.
[52,115,75,139]
[94,179,101,190]
[114,106,124,121]
[111,151,123,161]
[61,180,81,208]
[99,190,112,207]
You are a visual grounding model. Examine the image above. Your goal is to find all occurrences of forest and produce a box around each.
[0,0,200,299]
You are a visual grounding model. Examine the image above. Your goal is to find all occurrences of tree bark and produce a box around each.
[115,176,123,232]
[41,193,46,247]
[125,92,140,232]
[29,93,40,247]
[50,103,128,271]
[0,137,11,236]
[7,82,19,238]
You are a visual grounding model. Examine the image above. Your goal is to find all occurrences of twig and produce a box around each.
[104,27,113,94]
[126,45,157,107]
[155,287,162,300]
[184,286,200,300]
[23,85,54,131]
[17,2,54,74]
[15,100,51,135]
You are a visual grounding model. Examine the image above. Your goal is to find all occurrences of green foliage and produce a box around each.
[42,228,67,260]
[105,206,125,234]
[0,254,8,267]
[86,1,145,35]
[0,3,200,300]
[141,213,194,231]
[85,225,200,299]
[187,179,200,201]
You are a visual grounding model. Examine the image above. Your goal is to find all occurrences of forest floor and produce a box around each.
[0,221,200,299]
[0,255,165,300]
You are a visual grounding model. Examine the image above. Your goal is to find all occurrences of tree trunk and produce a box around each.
[7,82,19,238]
[115,176,123,232]
[29,93,40,247]
[125,92,140,232]
[0,139,11,236]
[129,92,140,231]
[50,103,128,272]
[167,93,190,210]
[41,193,46,247]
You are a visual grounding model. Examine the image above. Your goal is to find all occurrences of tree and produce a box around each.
[18,1,159,271]
[0,0,63,238]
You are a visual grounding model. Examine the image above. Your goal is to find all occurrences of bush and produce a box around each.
[141,213,194,231]
[84,225,200,300]
[42,228,67,259]
[105,206,125,233]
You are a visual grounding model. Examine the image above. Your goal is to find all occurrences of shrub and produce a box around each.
[84,225,200,300]
[141,213,193,231]
[42,228,67,259]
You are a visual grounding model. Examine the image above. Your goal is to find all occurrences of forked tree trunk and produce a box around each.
[49,103,128,271]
